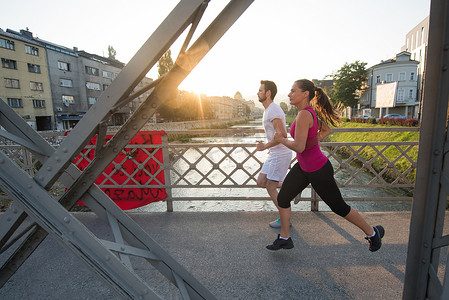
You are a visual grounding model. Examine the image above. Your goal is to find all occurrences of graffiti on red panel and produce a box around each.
[69,131,167,210]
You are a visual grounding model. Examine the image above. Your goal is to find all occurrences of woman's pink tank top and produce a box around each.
[290,106,328,172]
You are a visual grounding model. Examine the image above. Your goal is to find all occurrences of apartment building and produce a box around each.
[360,51,419,118]
[77,50,125,126]
[40,41,86,130]
[0,28,54,130]
[401,15,429,119]
[1,28,127,131]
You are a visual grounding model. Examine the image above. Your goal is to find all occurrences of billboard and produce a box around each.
[375,82,397,108]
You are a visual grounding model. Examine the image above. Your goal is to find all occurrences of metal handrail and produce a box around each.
[0,127,419,211]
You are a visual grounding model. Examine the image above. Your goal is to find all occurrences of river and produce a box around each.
[131,119,411,213]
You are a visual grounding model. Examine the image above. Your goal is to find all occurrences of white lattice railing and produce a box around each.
[0,128,419,211]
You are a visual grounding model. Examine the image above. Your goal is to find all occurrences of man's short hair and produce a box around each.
[260,80,277,100]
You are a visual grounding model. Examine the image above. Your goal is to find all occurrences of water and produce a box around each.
[130,119,411,213]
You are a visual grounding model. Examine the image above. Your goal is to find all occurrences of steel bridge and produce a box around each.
[0,0,448,299]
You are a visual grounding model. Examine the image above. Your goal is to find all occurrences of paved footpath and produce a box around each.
[0,211,435,299]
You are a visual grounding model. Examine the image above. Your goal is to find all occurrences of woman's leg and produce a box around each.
[309,160,374,235]
[277,163,310,238]
[343,208,375,236]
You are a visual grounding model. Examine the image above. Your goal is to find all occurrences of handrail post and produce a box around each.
[311,188,319,211]
[161,134,173,212]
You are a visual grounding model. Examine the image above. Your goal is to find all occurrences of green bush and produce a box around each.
[378,117,419,127]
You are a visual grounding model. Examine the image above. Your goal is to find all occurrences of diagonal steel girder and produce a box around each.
[403,0,449,299]
[0,0,254,298]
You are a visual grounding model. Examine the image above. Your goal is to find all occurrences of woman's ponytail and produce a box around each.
[313,87,341,127]
[294,79,341,127]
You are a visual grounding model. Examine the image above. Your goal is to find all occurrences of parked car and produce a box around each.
[357,115,372,119]
[383,114,406,119]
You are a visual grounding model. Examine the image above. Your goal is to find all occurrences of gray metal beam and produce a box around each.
[34,0,207,190]
[403,0,449,298]
[0,0,255,298]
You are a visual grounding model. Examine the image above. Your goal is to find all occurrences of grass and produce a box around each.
[323,122,419,185]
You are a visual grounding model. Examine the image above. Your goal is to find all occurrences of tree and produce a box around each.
[107,45,117,59]
[157,49,174,77]
[328,61,367,108]
[279,102,288,114]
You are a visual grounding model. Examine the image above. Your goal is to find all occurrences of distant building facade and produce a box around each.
[0,28,54,130]
[77,51,124,127]
[1,28,127,131]
[401,15,429,120]
[360,51,419,118]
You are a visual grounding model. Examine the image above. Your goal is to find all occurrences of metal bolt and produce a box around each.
[46,166,52,171]
[443,66,448,71]
[63,217,70,223]
[152,103,157,108]
[434,150,440,155]
[143,115,148,119]
[432,169,438,174]
[105,255,110,261]
[62,148,68,153]
[422,259,426,264]
[445,44,449,51]
[0,158,4,164]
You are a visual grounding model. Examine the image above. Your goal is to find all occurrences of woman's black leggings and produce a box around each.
[277,160,351,217]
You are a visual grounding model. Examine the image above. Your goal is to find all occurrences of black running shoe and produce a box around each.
[365,225,385,252]
[266,234,294,250]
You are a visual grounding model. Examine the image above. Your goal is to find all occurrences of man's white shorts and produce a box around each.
[260,151,292,182]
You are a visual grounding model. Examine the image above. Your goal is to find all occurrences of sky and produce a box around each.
[1,0,430,104]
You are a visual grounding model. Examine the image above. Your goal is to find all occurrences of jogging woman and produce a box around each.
[266,79,384,252]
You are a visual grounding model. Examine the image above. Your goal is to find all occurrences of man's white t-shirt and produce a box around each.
[263,102,291,154]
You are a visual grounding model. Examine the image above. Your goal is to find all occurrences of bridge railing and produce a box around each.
[0,127,419,212]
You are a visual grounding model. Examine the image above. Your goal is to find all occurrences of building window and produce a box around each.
[2,58,17,69]
[85,66,99,76]
[7,98,22,107]
[409,89,415,99]
[88,97,97,105]
[0,38,15,50]
[103,84,109,91]
[5,78,20,89]
[386,73,393,82]
[376,75,381,84]
[60,78,73,87]
[397,89,404,102]
[25,45,39,56]
[102,70,114,79]
[410,72,415,81]
[27,63,41,73]
[62,95,75,105]
[86,81,101,90]
[398,72,406,81]
[33,99,46,108]
[30,81,43,91]
[58,61,70,71]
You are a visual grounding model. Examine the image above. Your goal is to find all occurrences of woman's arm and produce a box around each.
[317,120,332,141]
[274,110,312,153]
